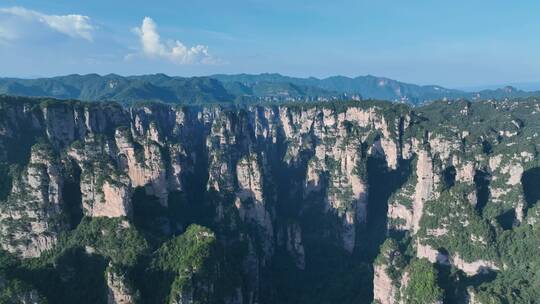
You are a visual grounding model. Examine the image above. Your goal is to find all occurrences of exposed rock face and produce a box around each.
[3,100,408,300]
[416,241,449,265]
[92,180,132,218]
[373,264,398,304]
[412,150,438,233]
[1,99,407,258]
[0,146,64,258]
[1,97,540,304]
[466,288,480,304]
[68,139,133,218]
[106,264,137,304]
[387,203,413,231]
[235,153,274,258]
[300,106,399,252]
[236,155,265,204]
[398,271,410,304]
[115,129,168,206]
[451,254,499,276]
[373,240,406,304]
[42,104,79,147]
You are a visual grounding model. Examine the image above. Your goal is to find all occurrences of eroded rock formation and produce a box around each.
[1,97,539,304]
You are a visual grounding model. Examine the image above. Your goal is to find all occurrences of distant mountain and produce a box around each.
[2,73,540,105]
[459,81,540,92]
[0,74,234,104]
[212,73,540,104]
[212,73,463,103]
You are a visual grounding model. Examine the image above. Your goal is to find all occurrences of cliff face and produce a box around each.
[105,263,138,304]
[0,96,539,303]
[0,144,64,258]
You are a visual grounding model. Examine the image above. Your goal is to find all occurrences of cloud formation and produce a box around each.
[132,17,214,64]
[0,6,94,41]
[0,25,16,42]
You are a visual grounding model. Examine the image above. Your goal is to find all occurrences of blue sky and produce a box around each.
[1,0,540,88]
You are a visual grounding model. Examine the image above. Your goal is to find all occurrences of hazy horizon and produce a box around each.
[3,72,540,92]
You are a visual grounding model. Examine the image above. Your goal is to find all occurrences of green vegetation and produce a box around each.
[0,277,47,304]
[0,217,231,304]
[470,222,540,303]
[0,217,147,303]
[375,239,407,284]
[1,95,540,304]
[418,186,497,262]
[148,225,217,303]
[152,225,216,274]
[67,217,149,267]
[403,259,443,304]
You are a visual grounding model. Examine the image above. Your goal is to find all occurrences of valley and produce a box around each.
[0,96,538,303]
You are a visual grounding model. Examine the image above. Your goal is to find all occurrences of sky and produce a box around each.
[1,0,540,89]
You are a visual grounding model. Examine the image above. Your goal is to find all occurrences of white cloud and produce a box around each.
[131,17,214,65]
[0,25,16,42]
[0,6,94,41]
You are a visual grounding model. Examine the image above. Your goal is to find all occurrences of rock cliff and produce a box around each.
[0,96,539,303]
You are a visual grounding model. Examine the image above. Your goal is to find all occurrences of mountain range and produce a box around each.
[1,73,540,105]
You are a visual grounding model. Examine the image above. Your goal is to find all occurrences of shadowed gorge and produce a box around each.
[474,170,490,214]
[522,167,540,211]
[62,160,84,229]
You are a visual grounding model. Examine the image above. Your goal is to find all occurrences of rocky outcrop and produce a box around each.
[451,254,499,276]
[115,129,168,206]
[412,150,438,233]
[106,264,138,304]
[0,145,64,258]
[42,104,84,148]
[205,109,238,194]
[235,154,274,258]
[1,97,539,304]
[416,241,449,265]
[373,264,398,304]
[373,239,406,304]
[90,180,132,218]
[1,98,412,258]
[416,241,499,276]
[465,288,480,304]
[301,107,379,252]
[68,139,133,218]
[387,203,413,231]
